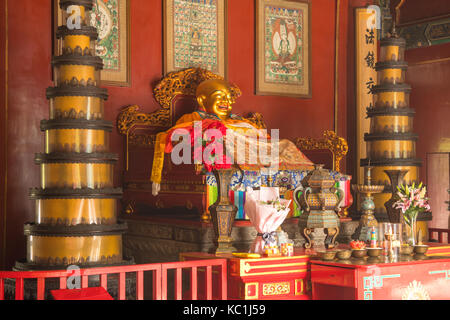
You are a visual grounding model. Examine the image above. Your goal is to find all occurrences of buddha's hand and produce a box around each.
[152,182,161,196]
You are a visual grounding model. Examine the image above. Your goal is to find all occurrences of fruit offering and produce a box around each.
[350,240,366,250]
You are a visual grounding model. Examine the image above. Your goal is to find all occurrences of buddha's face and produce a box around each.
[197,80,233,120]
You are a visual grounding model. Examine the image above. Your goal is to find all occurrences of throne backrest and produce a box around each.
[294,130,348,172]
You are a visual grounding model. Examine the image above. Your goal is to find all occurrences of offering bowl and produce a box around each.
[336,249,352,260]
[413,245,429,254]
[318,250,337,261]
[400,245,414,255]
[351,249,367,258]
[367,247,382,257]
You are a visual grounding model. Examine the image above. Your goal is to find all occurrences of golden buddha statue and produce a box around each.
[151,79,313,196]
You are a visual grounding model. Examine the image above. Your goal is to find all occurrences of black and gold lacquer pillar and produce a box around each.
[360,32,422,224]
[15,0,128,270]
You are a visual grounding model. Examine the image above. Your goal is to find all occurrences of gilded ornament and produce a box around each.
[294,130,348,172]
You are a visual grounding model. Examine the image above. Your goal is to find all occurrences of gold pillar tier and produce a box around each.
[373,84,411,108]
[365,133,418,160]
[380,37,406,61]
[24,222,126,267]
[49,96,104,120]
[55,26,98,59]
[35,153,117,189]
[52,55,103,87]
[45,128,110,153]
[376,61,407,85]
[369,114,414,134]
[34,198,117,226]
[41,119,113,153]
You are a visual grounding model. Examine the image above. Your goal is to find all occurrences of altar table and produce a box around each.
[310,255,450,300]
[181,243,450,300]
[180,250,312,300]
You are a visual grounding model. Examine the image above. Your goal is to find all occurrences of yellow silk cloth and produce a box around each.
[150,112,314,184]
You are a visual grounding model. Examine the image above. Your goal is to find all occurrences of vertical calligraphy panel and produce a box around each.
[355,8,377,185]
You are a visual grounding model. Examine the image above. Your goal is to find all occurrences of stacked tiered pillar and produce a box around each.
[361,34,422,219]
[15,0,127,270]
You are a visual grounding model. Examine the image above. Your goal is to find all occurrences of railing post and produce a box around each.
[15,277,24,300]
[119,272,126,300]
[81,275,88,288]
[37,278,45,300]
[0,278,4,300]
[191,267,198,300]
[100,274,108,291]
[206,266,212,300]
[59,276,67,290]
[161,266,167,300]
[154,266,162,300]
[221,261,227,300]
[136,271,144,300]
[175,268,182,300]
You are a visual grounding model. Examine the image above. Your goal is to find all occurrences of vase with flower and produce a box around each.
[392,182,431,246]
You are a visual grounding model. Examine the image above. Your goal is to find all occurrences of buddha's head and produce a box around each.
[196,79,234,120]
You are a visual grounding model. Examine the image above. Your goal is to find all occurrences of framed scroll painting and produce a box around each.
[164,0,227,78]
[54,0,131,87]
[256,0,311,98]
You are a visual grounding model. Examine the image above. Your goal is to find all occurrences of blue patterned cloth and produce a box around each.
[205,169,344,190]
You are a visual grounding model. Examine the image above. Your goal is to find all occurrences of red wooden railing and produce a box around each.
[0,258,227,300]
[429,228,450,244]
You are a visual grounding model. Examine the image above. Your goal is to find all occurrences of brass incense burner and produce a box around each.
[294,164,342,249]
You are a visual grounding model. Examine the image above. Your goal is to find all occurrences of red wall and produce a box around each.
[394,0,450,25]
[393,0,450,182]
[0,0,359,269]
[0,0,7,269]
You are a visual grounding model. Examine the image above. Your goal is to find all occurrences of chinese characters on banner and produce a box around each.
[356,8,378,185]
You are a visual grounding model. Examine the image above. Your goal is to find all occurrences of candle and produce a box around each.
[365,165,372,186]
[370,226,377,248]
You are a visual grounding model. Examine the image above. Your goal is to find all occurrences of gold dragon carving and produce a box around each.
[294,130,348,172]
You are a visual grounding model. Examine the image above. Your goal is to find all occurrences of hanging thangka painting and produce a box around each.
[164,0,227,77]
[256,0,311,98]
[55,0,131,86]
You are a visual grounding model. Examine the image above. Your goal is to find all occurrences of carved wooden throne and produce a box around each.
[117,68,267,222]
[117,68,348,223]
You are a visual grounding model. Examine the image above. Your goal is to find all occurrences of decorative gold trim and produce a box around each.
[243,262,307,274]
[262,282,290,296]
[295,278,304,295]
[244,282,259,300]
[294,130,348,172]
[425,253,450,256]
